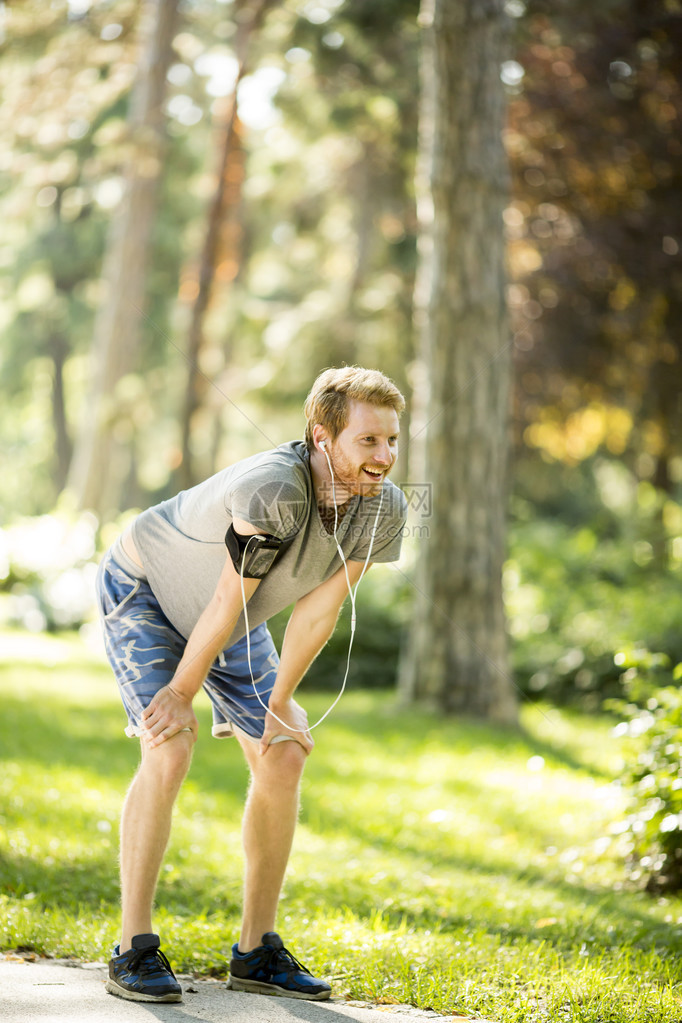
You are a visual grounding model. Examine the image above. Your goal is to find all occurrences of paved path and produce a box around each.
[0,957,490,1023]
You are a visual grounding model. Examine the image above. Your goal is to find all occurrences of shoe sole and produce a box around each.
[228,975,331,1000]
[105,978,183,1003]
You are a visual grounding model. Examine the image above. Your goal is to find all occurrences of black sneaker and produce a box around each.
[105,932,182,1003]
[228,931,331,1000]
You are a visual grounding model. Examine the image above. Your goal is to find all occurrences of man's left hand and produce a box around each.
[259,698,313,756]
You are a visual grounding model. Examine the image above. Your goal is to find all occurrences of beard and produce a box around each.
[325,444,391,502]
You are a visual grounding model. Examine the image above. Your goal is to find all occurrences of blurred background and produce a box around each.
[1,0,682,886]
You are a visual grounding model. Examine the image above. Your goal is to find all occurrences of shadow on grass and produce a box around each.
[0,845,244,918]
[283,865,681,952]
[0,694,249,794]
[1,675,608,786]
[0,689,250,920]
[0,847,119,908]
[3,680,678,963]
[2,691,597,873]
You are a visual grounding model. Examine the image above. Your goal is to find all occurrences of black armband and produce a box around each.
[225,523,282,579]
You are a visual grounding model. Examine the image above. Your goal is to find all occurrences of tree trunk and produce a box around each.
[178,104,246,490]
[66,0,178,517]
[49,330,72,491]
[398,0,517,724]
[178,0,276,490]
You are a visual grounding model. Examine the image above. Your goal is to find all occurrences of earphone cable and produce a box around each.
[241,445,384,734]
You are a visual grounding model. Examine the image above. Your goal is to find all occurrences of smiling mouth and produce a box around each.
[362,467,384,481]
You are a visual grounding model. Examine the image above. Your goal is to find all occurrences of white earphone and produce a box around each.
[239,437,384,735]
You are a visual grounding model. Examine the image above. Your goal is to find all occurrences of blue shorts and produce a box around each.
[95,547,280,743]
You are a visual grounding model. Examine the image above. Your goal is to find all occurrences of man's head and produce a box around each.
[305,367,405,501]
[304,366,405,452]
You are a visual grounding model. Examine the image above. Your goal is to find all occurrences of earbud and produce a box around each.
[320,440,327,450]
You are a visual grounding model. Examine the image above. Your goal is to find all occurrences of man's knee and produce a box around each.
[140,730,194,785]
[258,739,307,784]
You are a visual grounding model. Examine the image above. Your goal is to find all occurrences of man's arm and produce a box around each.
[260,560,370,755]
[141,518,265,749]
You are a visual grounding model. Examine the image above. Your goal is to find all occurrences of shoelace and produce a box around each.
[266,943,312,977]
[127,945,176,977]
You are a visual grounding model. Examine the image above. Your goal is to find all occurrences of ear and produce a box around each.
[312,425,329,451]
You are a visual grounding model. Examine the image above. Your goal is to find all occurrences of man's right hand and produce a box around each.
[141,685,198,749]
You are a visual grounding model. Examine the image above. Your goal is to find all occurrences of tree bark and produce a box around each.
[398,0,517,724]
[178,103,246,490]
[178,0,276,490]
[49,330,72,491]
[66,0,178,516]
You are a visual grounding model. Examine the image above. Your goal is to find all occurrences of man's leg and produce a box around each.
[228,734,330,1000]
[119,731,195,952]
[97,551,192,1001]
[235,734,307,952]
[204,626,330,999]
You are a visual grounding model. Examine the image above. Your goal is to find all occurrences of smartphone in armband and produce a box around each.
[225,524,282,579]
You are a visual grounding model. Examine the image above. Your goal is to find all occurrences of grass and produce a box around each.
[1,629,682,1022]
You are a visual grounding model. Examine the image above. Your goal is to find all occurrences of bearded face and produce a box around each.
[320,401,400,503]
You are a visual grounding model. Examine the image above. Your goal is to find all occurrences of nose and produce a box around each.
[374,442,392,466]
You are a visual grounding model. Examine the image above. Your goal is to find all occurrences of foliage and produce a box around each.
[0,0,420,516]
[508,0,682,489]
[2,0,680,521]
[0,510,137,632]
[268,557,413,691]
[3,0,682,915]
[506,455,682,707]
[0,512,99,632]
[605,651,682,892]
[0,0,204,516]
[2,645,682,1022]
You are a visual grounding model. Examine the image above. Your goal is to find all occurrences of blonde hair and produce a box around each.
[304,366,405,451]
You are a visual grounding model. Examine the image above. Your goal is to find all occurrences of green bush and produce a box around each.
[0,510,136,633]
[606,650,682,892]
[505,488,682,708]
[268,566,412,690]
[0,512,100,631]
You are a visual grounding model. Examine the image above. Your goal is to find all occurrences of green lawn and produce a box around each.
[1,630,681,1022]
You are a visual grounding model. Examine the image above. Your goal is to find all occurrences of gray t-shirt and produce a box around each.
[131,440,407,645]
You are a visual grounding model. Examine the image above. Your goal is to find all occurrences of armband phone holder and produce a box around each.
[225,523,282,579]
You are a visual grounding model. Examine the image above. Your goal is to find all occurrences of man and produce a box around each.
[96,365,408,1004]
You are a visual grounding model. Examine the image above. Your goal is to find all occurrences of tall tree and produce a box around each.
[178,0,277,491]
[66,0,178,516]
[399,0,517,723]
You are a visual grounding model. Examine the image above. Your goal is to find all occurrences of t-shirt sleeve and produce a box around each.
[226,466,307,540]
[349,486,408,564]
